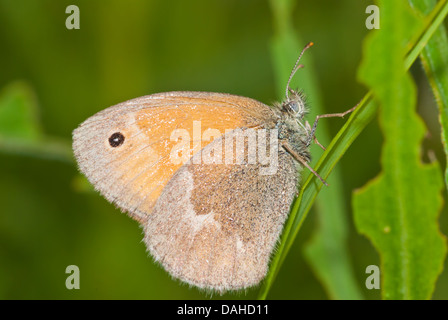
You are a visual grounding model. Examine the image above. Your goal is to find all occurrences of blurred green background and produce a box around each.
[0,0,446,299]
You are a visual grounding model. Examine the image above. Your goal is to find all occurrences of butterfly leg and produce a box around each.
[305,121,326,151]
[305,102,359,147]
[281,142,329,186]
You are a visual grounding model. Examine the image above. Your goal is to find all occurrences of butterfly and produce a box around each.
[73,42,352,293]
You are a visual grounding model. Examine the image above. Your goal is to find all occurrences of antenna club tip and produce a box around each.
[308,42,314,47]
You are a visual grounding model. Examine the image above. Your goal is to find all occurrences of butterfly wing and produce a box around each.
[72,91,277,222]
[144,128,300,291]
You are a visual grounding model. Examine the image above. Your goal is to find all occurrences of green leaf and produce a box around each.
[0,82,73,163]
[259,0,448,300]
[409,0,448,187]
[353,0,447,300]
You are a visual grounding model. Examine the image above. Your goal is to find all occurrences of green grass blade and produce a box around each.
[409,0,448,187]
[353,0,447,300]
[259,0,448,299]
[260,0,363,300]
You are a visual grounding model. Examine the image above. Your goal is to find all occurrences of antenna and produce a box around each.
[285,42,314,99]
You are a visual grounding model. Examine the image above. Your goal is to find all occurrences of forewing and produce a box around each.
[72,92,276,222]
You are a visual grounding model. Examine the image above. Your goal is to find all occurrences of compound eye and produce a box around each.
[287,101,299,114]
[108,132,125,147]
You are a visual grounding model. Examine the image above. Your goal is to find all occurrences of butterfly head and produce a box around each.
[281,88,308,120]
[279,41,313,122]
